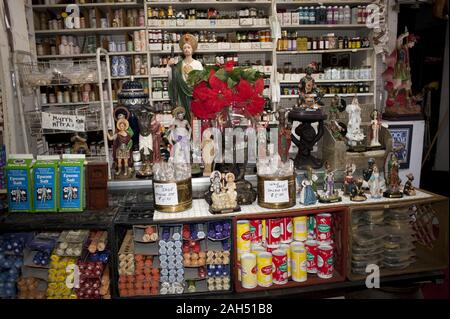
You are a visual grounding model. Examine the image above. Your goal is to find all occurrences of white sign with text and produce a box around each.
[154,183,179,206]
[42,112,85,132]
[264,180,289,203]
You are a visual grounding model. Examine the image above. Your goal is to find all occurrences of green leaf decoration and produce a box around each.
[227,77,237,89]
[215,69,228,82]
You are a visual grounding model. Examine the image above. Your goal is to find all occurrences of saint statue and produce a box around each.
[108,115,133,177]
[201,133,216,177]
[297,62,324,111]
[370,110,382,147]
[368,163,382,199]
[277,109,292,162]
[345,96,365,146]
[169,106,192,165]
[168,34,204,124]
[383,152,402,198]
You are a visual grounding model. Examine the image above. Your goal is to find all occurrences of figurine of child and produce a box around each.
[170,106,192,165]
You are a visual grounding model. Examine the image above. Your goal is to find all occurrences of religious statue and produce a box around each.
[277,109,292,162]
[136,110,154,177]
[383,152,403,198]
[201,132,216,177]
[403,173,416,196]
[71,132,90,155]
[318,162,342,203]
[169,106,192,165]
[299,167,318,206]
[382,30,422,119]
[297,62,324,111]
[345,96,365,150]
[362,158,376,189]
[209,171,240,214]
[329,95,346,121]
[350,177,367,202]
[168,34,204,124]
[370,110,382,147]
[150,114,163,164]
[108,113,133,177]
[368,163,382,199]
[343,163,356,196]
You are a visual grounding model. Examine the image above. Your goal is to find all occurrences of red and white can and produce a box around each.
[266,244,280,254]
[317,244,334,279]
[265,218,282,246]
[272,249,288,285]
[250,219,263,244]
[305,240,319,274]
[281,217,293,243]
[315,214,332,243]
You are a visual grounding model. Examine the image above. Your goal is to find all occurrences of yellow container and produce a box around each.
[293,216,308,241]
[280,244,291,277]
[236,220,251,252]
[251,244,266,257]
[153,178,193,213]
[290,241,305,252]
[241,253,257,289]
[256,252,273,287]
[291,247,307,282]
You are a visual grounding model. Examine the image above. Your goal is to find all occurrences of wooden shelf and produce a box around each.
[111,75,149,80]
[277,48,373,54]
[276,0,375,6]
[32,2,142,10]
[35,27,145,36]
[148,24,270,31]
[280,79,375,84]
[281,24,369,30]
[37,54,96,59]
[280,93,374,98]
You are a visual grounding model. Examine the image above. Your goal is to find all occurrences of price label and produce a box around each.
[264,180,289,203]
[154,183,179,206]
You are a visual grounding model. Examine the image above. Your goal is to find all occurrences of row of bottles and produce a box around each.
[149,30,271,44]
[277,32,371,51]
[277,5,369,25]
[281,83,371,96]
[147,6,267,20]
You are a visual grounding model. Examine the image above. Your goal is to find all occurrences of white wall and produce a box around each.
[383,120,425,187]
[433,21,449,172]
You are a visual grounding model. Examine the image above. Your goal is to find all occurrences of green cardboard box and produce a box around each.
[59,154,85,212]
[6,154,34,212]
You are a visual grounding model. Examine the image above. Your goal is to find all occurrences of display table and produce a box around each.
[153,189,435,222]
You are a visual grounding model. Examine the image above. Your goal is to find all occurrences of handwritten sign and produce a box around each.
[42,112,85,132]
[264,180,289,203]
[154,183,179,206]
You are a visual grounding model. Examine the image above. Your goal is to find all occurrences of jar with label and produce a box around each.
[49,93,56,104]
[328,34,336,49]
[63,90,71,103]
[71,89,79,103]
[56,91,63,104]
[40,93,48,105]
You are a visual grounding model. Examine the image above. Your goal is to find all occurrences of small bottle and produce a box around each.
[312,37,317,50]
[307,37,312,51]
[344,5,351,24]
[332,6,338,24]
[343,36,349,49]
[319,36,325,50]
[338,6,344,24]
[326,6,333,24]
[309,6,315,24]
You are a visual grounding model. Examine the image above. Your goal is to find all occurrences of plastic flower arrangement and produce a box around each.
[187,61,266,121]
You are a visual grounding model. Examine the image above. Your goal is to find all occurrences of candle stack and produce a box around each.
[118,231,135,276]
[118,255,159,297]
[207,221,231,240]
[159,226,184,295]
[76,262,104,299]
[17,277,46,299]
[46,255,78,299]
[0,235,26,298]
[142,226,158,242]
[88,231,108,254]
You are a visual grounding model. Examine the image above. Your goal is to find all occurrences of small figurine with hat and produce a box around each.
[403,173,416,196]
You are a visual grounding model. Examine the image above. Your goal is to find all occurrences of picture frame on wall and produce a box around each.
[388,124,413,169]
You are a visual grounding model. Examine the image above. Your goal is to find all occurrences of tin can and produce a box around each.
[265,218,282,245]
[250,244,266,257]
[317,244,334,279]
[307,216,316,240]
[293,216,307,241]
[305,240,318,274]
[279,244,291,277]
[291,247,307,282]
[111,56,119,77]
[256,252,272,287]
[240,253,257,289]
[272,249,288,285]
[118,56,128,76]
[249,219,263,243]
[281,217,293,243]
[266,244,279,254]
[315,213,332,243]
[236,220,251,253]
[290,241,305,253]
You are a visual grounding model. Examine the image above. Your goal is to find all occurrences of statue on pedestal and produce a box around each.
[383,152,403,198]
[108,111,133,178]
[345,96,365,151]
[370,110,382,148]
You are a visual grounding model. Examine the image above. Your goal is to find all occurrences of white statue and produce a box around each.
[370,110,382,147]
[169,106,192,165]
[345,96,365,145]
[201,132,216,177]
[368,163,382,198]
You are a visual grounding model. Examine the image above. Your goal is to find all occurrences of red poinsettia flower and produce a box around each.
[224,60,236,72]
[207,70,233,111]
[234,79,265,116]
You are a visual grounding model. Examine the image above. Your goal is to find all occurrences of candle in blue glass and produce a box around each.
[222,230,230,238]
[162,228,171,241]
[215,223,223,233]
[223,240,231,251]
[208,230,216,238]
[215,232,222,240]
[223,222,231,231]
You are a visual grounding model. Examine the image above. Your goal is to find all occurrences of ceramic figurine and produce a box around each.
[136,110,154,177]
[350,177,367,202]
[383,152,403,198]
[362,158,376,189]
[368,163,382,198]
[209,171,240,214]
[169,106,192,165]
[71,132,90,155]
[329,95,346,121]
[403,173,416,196]
[108,115,133,177]
[318,162,342,203]
[168,34,204,124]
[297,62,324,111]
[150,113,163,164]
[202,133,216,177]
[299,168,318,206]
[343,163,356,196]
[345,96,365,148]
[370,110,382,147]
[277,109,292,162]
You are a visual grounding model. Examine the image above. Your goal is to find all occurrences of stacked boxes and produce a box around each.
[6,155,34,212]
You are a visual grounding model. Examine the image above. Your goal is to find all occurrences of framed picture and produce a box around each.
[388,125,413,169]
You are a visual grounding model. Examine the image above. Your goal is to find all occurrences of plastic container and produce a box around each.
[353,225,387,246]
